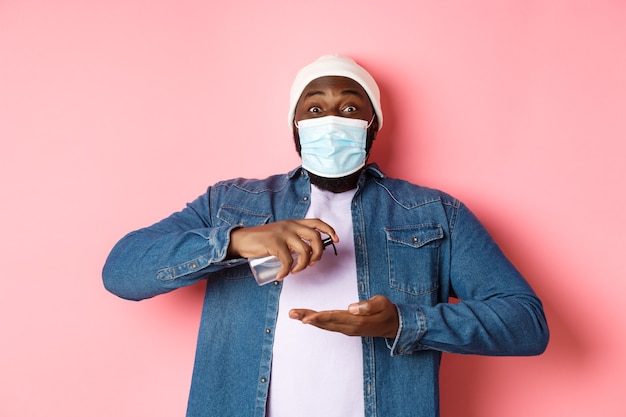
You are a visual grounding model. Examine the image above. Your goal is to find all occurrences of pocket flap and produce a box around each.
[217,205,271,227]
[385,224,444,248]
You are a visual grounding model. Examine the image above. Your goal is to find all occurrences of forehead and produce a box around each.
[298,76,369,100]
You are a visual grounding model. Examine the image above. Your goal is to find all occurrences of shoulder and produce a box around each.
[364,167,460,210]
[212,167,302,195]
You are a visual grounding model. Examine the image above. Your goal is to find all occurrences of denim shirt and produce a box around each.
[103,164,549,417]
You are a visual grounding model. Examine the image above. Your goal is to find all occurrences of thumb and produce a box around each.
[349,295,389,315]
[348,301,368,315]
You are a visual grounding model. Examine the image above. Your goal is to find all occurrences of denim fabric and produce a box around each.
[103,164,549,417]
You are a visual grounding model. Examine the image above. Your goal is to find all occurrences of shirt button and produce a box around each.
[266,328,271,334]
[273,281,279,286]
[260,377,267,383]
[412,236,419,243]
[190,263,197,269]
[302,196,308,201]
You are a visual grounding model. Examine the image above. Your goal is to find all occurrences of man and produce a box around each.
[103,55,549,417]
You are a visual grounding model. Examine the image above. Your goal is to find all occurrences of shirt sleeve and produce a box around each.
[102,189,245,301]
[386,202,549,357]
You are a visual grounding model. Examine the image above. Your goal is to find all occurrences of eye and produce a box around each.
[342,105,358,113]
[308,106,322,113]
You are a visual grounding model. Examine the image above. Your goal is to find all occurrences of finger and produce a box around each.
[291,220,334,265]
[289,219,338,267]
[274,248,295,280]
[286,236,313,273]
[298,310,357,327]
[289,308,317,321]
[305,237,324,266]
[348,295,387,315]
[272,220,323,276]
[301,311,364,336]
[297,218,339,243]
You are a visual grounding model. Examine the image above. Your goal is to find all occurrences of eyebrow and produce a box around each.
[303,89,365,99]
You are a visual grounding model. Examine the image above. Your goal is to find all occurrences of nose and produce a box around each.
[326,108,342,117]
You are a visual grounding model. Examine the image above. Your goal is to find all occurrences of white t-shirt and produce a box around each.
[267,185,364,417]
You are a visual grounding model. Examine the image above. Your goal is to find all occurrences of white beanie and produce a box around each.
[288,54,383,130]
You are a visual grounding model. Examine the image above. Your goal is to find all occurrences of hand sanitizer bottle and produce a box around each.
[248,237,337,285]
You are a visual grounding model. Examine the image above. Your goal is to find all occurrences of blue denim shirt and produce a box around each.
[103,164,549,417]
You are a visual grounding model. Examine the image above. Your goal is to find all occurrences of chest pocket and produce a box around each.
[385,224,444,297]
[216,206,272,280]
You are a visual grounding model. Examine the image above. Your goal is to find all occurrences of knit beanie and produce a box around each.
[288,54,383,130]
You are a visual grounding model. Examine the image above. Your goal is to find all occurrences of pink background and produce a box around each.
[1,0,625,416]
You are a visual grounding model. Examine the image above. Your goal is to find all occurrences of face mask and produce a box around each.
[296,115,371,178]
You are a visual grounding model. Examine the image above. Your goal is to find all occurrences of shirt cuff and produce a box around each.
[385,303,427,356]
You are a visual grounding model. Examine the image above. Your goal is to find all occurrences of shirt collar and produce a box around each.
[288,163,386,180]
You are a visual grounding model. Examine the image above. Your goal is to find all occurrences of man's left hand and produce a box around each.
[289,295,399,339]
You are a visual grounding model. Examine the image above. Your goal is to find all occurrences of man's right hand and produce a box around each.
[227,219,338,281]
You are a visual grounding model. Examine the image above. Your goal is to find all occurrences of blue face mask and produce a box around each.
[296,116,371,178]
